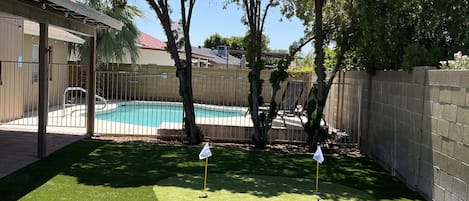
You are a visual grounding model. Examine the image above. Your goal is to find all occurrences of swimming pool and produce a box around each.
[95,102,245,127]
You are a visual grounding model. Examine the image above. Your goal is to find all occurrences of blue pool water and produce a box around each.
[96,103,244,127]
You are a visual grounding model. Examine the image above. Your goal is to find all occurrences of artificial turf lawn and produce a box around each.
[0,140,423,201]
[153,173,376,201]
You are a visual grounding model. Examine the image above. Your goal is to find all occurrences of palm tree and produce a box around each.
[78,0,142,66]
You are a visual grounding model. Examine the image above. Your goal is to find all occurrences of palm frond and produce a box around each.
[78,1,142,65]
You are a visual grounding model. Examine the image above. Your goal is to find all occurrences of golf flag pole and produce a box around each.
[316,161,319,192]
[199,142,212,196]
[313,145,324,192]
[204,157,208,193]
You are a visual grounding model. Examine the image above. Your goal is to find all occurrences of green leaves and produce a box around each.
[203,33,270,52]
[79,1,142,65]
[356,0,469,71]
[284,0,469,72]
[401,43,444,71]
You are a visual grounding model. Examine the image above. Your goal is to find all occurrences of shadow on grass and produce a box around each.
[0,140,101,201]
[0,140,424,201]
[154,173,376,201]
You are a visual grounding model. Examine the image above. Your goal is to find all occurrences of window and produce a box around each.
[49,46,52,81]
[32,45,52,82]
[32,44,39,83]
[0,61,2,85]
[160,72,168,79]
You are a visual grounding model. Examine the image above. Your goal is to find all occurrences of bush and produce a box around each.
[287,66,313,78]
[401,43,443,71]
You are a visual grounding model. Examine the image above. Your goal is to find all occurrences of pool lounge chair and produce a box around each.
[277,80,305,126]
[245,80,305,126]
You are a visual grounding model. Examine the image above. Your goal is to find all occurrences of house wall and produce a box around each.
[326,68,469,201]
[0,13,24,122]
[119,48,242,69]
[119,48,174,66]
[22,34,70,110]
[0,11,72,122]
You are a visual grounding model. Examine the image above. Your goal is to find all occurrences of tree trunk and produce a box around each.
[178,68,201,144]
[145,1,201,145]
[251,68,265,149]
[309,0,326,151]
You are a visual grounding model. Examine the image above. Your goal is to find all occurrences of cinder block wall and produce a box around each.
[329,68,469,201]
[427,70,469,201]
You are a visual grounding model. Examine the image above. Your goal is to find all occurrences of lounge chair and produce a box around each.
[277,80,305,126]
[245,80,305,126]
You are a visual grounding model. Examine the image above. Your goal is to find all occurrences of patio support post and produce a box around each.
[38,22,49,158]
[86,33,96,137]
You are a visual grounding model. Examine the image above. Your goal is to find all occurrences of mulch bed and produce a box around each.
[91,134,363,157]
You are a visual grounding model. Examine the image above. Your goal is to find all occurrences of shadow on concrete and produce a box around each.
[0,130,85,201]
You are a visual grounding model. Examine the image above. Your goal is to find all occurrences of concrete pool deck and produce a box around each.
[1,102,306,136]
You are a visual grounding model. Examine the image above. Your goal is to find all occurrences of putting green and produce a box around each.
[153,174,376,201]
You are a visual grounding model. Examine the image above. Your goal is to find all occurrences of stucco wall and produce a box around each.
[98,65,314,107]
[329,68,469,201]
[22,34,70,111]
[119,48,175,66]
[0,13,72,122]
[0,13,23,122]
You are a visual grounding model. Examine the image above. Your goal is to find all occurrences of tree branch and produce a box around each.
[147,0,183,72]
[187,0,196,28]
[244,0,253,27]
[290,36,315,60]
[146,0,163,19]
[180,0,187,29]
[260,0,274,34]
[325,47,344,95]
[256,0,261,33]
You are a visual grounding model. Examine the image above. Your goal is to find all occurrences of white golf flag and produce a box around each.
[313,145,324,164]
[199,142,212,160]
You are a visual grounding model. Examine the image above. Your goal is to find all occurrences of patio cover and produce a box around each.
[0,0,123,36]
[23,19,85,44]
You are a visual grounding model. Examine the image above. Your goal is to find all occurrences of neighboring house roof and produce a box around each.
[135,32,241,66]
[229,49,288,59]
[103,31,241,67]
[23,20,85,44]
[191,46,241,65]
[137,32,166,50]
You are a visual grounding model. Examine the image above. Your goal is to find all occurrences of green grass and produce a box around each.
[154,174,376,201]
[0,140,423,201]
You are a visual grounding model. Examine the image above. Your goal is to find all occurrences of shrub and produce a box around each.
[401,43,443,71]
[287,66,313,78]
[440,51,469,69]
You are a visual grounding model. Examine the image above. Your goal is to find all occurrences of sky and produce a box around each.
[130,1,312,53]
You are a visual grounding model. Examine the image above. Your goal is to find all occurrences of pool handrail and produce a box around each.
[63,86,107,115]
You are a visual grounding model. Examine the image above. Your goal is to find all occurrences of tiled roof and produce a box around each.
[137,32,166,50]
[191,46,241,65]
